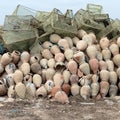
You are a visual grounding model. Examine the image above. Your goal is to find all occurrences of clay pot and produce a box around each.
[42,41,53,49]
[92,74,99,83]
[77,29,87,39]
[109,71,117,85]
[31,62,41,74]
[109,43,119,56]
[99,37,110,50]
[36,85,47,97]
[11,50,21,64]
[63,70,71,83]
[100,81,109,98]
[82,34,93,45]
[100,70,109,81]
[89,58,99,74]
[88,32,97,44]
[102,48,111,61]
[0,52,12,66]
[45,68,55,80]
[40,59,48,69]
[55,62,66,72]
[91,82,99,98]
[96,51,103,61]
[72,37,80,46]
[79,75,92,86]
[13,70,23,84]
[30,55,40,64]
[33,74,42,88]
[8,85,15,98]
[50,45,61,55]
[20,51,30,63]
[45,80,55,93]
[50,86,61,97]
[41,49,53,60]
[54,90,69,104]
[106,60,114,72]
[41,69,47,84]
[50,34,61,43]
[77,69,83,78]
[5,63,16,74]
[113,54,120,67]
[116,67,120,79]
[73,51,85,64]
[3,73,14,87]
[53,72,64,87]
[58,39,69,50]
[55,53,65,62]
[79,62,90,75]
[70,74,79,85]
[86,45,97,59]
[0,63,4,74]
[117,37,120,47]
[76,40,87,51]
[71,83,80,96]
[64,37,73,48]
[0,81,7,96]
[15,82,26,99]
[109,85,118,97]
[64,49,73,61]
[67,60,78,74]
[26,83,36,99]
[20,63,30,76]
[47,58,56,68]
[99,60,108,70]
[61,83,71,95]
[80,83,91,100]
[23,73,33,85]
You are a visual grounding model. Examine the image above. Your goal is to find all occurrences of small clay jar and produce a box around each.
[13,70,23,84]
[20,63,30,76]
[113,54,120,67]
[64,49,74,61]
[76,40,87,51]
[79,62,90,75]
[33,74,42,88]
[42,41,53,49]
[23,73,33,85]
[0,52,13,66]
[41,49,53,60]
[61,83,71,95]
[54,90,69,104]
[89,58,99,74]
[36,85,47,97]
[71,83,80,96]
[53,72,64,87]
[45,68,55,80]
[11,50,21,64]
[63,70,71,83]
[30,55,40,64]
[99,37,110,50]
[50,45,61,55]
[31,62,41,75]
[58,39,69,50]
[67,60,78,74]
[55,52,65,62]
[15,82,26,99]
[40,59,48,69]
[100,69,110,81]
[0,63,4,74]
[47,58,56,68]
[102,48,111,61]
[109,43,119,56]
[77,29,87,39]
[64,37,73,48]
[45,80,55,93]
[0,81,7,96]
[20,51,30,63]
[50,34,61,43]
[86,45,97,59]
[5,63,16,74]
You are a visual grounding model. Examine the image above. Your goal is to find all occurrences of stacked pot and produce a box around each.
[0,30,120,103]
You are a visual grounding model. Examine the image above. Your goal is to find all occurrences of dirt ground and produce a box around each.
[0,96,120,120]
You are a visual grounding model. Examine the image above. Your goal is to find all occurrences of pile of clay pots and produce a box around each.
[0,29,120,104]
